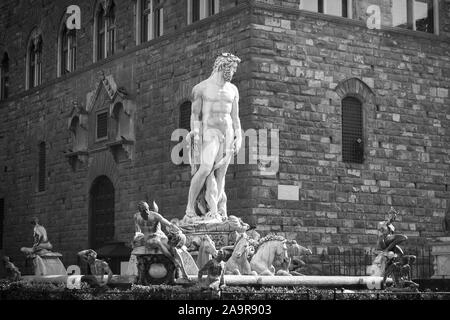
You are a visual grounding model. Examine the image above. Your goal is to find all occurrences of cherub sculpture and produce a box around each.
[3,256,21,281]
[78,249,113,286]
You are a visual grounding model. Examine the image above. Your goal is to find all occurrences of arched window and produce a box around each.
[96,6,106,61]
[106,2,116,57]
[137,0,164,44]
[95,1,116,61]
[0,52,9,100]
[342,96,363,163]
[38,141,46,192]
[179,101,191,131]
[58,21,77,76]
[26,29,43,89]
[179,101,191,162]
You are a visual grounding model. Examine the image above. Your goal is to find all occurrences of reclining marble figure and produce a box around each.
[131,201,192,280]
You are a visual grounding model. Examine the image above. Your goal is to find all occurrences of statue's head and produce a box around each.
[137,201,149,213]
[215,249,225,262]
[85,249,98,263]
[212,52,241,82]
[30,216,40,225]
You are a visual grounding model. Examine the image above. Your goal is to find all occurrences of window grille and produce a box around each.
[97,112,108,139]
[342,97,363,163]
[38,142,46,192]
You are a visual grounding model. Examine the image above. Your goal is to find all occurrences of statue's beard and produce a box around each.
[223,69,233,82]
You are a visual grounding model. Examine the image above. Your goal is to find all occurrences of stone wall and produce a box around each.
[0,0,252,268]
[247,1,450,253]
[0,0,449,270]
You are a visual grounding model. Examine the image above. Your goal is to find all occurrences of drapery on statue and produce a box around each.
[20,217,53,255]
[181,53,242,225]
[133,201,190,280]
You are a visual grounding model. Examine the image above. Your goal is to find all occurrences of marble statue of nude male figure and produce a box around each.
[182,53,242,224]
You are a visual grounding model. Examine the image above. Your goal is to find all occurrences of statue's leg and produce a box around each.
[204,172,219,217]
[215,156,231,218]
[186,137,220,215]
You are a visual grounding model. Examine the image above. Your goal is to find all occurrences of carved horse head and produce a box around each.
[231,233,251,260]
[196,235,218,269]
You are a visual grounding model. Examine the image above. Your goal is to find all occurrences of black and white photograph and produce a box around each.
[0,0,450,314]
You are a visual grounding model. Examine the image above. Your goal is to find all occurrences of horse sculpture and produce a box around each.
[250,234,290,276]
[224,233,257,275]
[196,234,218,269]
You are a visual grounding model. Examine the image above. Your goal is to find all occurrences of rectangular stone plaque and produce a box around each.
[278,185,299,201]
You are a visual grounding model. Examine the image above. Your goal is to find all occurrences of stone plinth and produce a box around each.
[431,237,450,279]
[180,218,245,249]
[32,252,67,276]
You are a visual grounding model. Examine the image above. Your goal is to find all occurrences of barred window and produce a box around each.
[96,112,108,140]
[179,101,191,162]
[342,97,363,163]
[0,52,9,100]
[38,142,46,192]
[179,101,192,131]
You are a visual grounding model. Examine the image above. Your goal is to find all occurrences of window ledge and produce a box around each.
[106,138,135,162]
[65,150,89,171]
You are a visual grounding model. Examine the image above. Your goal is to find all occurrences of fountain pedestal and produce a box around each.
[29,252,66,276]
[136,254,175,285]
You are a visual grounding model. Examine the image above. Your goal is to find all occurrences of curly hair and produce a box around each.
[212,52,241,73]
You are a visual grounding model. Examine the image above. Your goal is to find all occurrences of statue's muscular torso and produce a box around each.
[134,212,167,239]
[195,80,237,138]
